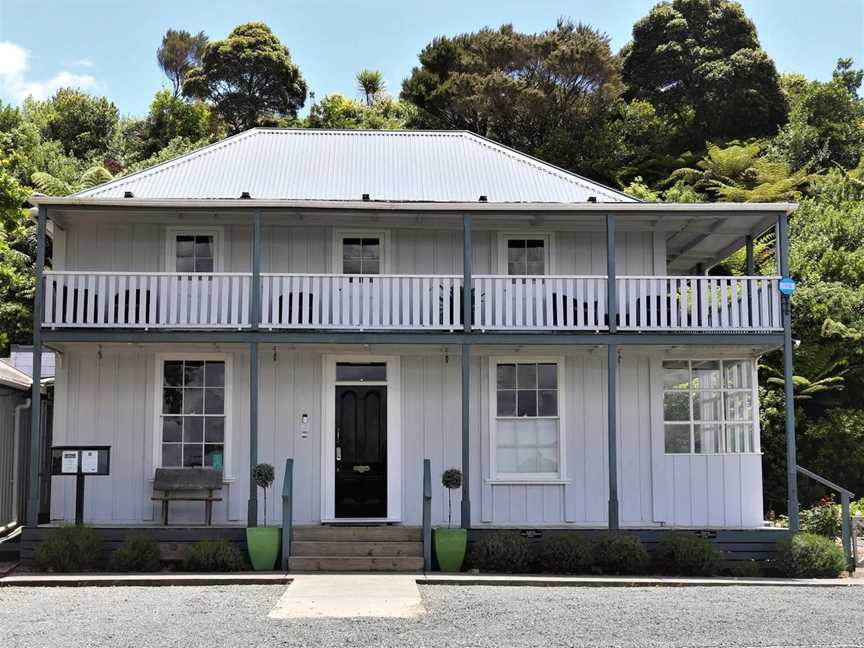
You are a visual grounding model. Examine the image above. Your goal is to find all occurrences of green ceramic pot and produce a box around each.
[246,527,281,571]
[434,528,467,572]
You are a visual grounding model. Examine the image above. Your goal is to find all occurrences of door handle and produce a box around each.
[336,447,341,461]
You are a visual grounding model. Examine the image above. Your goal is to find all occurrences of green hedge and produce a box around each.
[182,539,246,572]
[539,535,593,574]
[111,536,162,572]
[775,533,846,578]
[470,531,532,573]
[34,525,103,572]
[654,533,722,577]
[592,535,649,575]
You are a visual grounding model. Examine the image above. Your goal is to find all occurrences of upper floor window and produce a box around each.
[498,233,552,276]
[663,359,758,454]
[334,230,389,274]
[166,227,223,273]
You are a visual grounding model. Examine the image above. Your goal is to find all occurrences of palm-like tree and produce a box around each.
[356,69,386,107]
[31,166,114,197]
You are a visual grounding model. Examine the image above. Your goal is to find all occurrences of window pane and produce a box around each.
[517,390,537,417]
[507,262,524,275]
[362,259,380,275]
[204,445,224,469]
[692,391,722,421]
[497,390,516,417]
[663,391,690,421]
[538,447,558,473]
[176,236,194,256]
[205,362,225,387]
[343,239,361,258]
[726,423,754,453]
[537,364,557,389]
[205,388,224,415]
[665,424,691,453]
[497,364,516,389]
[336,363,386,381]
[194,236,213,257]
[538,390,558,416]
[517,364,537,389]
[724,360,752,389]
[195,258,214,273]
[183,388,204,414]
[517,447,539,473]
[162,388,183,414]
[205,418,225,443]
[497,447,518,473]
[526,261,545,275]
[162,417,183,443]
[184,361,205,386]
[175,257,195,273]
[662,361,690,389]
[694,423,722,454]
[724,391,752,421]
[343,258,361,274]
[164,361,184,387]
[361,239,380,258]
[692,361,721,389]
[184,416,204,443]
[162,444,182,467]
[526,240,545,261]
[183,444,203,468]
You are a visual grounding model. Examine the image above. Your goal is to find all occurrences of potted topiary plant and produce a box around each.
[434,468,467,572]
[246,463,280,571]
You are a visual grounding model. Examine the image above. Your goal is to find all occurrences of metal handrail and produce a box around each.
[281,458,294,571]
[796,465,855,572]
[422,459,432,572]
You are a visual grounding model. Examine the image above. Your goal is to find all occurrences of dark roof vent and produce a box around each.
[362,193,370,201]
[587,196,597,203]
[478,195,488,202]
[240,191,252,199]
[123,191,134,198]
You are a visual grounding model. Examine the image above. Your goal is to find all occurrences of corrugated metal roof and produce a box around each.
[0,360,31,391]
[76,129,635,203]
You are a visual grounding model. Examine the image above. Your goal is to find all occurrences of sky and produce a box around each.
[0,0,862,117]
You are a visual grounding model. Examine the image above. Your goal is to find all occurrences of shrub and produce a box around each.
[110,536,161,572]
[471,531,532,573]
[800,498,841,539]
[728,560,762,578]
[776,533,846,578]
[654,533,721,577]
[182,539,246,572]
[539,535,593,574]
[34,525,103,572]
[592,534,649,575]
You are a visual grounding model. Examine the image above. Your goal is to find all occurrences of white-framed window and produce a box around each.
[497,233,553,276]
[332,230,390,274]
[662,359,759,454]
[154,354,231,472]
[489,357,564,480]
[165,227,223,272]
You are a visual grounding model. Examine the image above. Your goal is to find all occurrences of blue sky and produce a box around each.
[1,0,862,116]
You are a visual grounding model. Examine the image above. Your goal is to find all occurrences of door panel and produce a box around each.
[335,385,387,518]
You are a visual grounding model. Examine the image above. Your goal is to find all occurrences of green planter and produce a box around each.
[246,527,281,571]
[434,528,467,572]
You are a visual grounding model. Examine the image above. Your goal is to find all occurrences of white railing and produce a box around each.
[43,272,252,328]
[616,276,782,331]
[260,274,464,330]
[471,276,608,330]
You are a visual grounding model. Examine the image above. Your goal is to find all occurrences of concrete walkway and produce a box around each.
[268,573,425,618]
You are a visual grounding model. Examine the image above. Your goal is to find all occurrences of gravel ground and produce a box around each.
[1,583,862,648]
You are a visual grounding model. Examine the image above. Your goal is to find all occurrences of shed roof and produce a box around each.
[0,360,31,391]
[72,129,636,203]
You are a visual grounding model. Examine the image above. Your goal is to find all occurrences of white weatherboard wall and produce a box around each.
[49,345,763,528]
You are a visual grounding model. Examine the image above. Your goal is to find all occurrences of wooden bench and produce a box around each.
[151,468,223,526]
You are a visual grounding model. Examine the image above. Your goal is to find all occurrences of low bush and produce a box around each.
[471,531,532,573]
[34,525,103,572]
[182,539,246,572]
[539,535,593,574]
[728,560,762,578]
[592,534,649,575]
[111,535,161,572]
[800,498,841,539]
[654,533,721,577]
[776,533,846,578]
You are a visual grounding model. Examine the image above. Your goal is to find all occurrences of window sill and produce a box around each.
[486,478,570,485]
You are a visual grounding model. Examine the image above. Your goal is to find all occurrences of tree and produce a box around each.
[356,69,386,106]
[621,0,788,150]
[137,89,217,159]
[401,20,628,183]
[183,22,307,134]
[305,94,415,129]
[157,29,209,97]
[31,165,113,196]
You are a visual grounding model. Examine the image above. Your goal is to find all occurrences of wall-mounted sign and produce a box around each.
[50,446,111,525]
[779,277,796,296]
[61,450,79,474]
[81,450,100,474]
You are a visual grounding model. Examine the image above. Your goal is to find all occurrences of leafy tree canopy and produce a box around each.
[305,94,415,130]
[157,29,209,97]
[622,0,788,150]
[137,89,219,159]
[356,69,386,107]
[183,22,307,134]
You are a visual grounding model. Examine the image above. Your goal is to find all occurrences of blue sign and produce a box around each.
[778,277,796,296]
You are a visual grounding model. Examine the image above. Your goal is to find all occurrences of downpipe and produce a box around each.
[11,398,32,529]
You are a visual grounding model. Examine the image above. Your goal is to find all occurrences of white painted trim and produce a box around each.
[320,354,402,522]
[331,229,391,274]
[151,352,234,481]
[487,355,566,482]
[164,226,225,272]
[496,232,555,275]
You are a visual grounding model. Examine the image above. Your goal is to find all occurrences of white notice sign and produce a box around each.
[82,450,99,474]
[61,450,79,474]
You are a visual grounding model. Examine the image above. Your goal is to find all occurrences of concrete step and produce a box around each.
[288,556,424,572]
[291,540,423,557]
[292,526,421,542]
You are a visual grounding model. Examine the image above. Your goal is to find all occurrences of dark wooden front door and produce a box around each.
[335,385,387,518]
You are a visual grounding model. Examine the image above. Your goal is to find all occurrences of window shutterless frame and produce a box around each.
[496,232,554,275]
[487,356,566,482]
[164,226,224,272]
[332,229,391,274]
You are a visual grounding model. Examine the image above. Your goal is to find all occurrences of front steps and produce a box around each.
[288,526,424,572]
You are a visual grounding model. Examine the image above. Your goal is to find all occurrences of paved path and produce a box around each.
[269,574,424,618]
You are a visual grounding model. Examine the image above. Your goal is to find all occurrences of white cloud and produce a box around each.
[0,41,97,103]
[64,58,94,68]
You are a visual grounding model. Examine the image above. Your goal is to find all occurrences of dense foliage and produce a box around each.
[775,533,847,578]
[182,539,246,571]
[1,4,863,515]
[539,535,594,574]
[34,525,103,572]
[592,535,650,575]
[653,533,722,576]
[470,531,532,573]
[110,535,162,572]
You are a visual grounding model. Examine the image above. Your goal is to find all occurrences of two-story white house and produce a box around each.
[23,129,799,568]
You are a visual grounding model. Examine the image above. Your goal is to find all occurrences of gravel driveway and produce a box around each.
[1,583,861,648]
